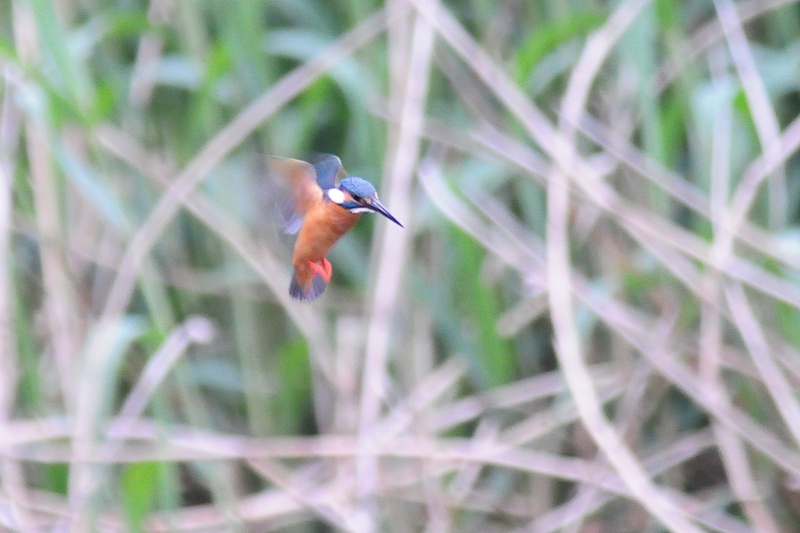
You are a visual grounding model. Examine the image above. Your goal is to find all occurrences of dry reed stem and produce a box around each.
[128,0,172,107]
[726,283,800,446]
[14,1,79,412]
[248,458,358,531]
[357,2,436,523]
[420,159,768,528]
[420,159,800,476]
[576,113,800,276]
[0,59,32,533]
[702,45,780,533]
[3,428,745,531]
[109,317,215,440]
[411,0,800,317]
[656,0,800,93]
[13,5,90,530]
[546,0,704,530]
[714,0,786,229]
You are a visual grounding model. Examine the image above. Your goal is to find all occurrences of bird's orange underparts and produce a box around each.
[268,154,403,301]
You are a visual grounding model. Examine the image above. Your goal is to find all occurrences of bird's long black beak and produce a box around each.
[370,199,404,228]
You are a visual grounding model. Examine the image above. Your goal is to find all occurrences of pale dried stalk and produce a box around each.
[713,0,787,229]
[0,64,33,533]
[546,0,703,529]
[356,1,436,526]
[701,46,781,533]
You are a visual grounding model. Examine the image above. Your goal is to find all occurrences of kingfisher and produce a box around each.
[268,154,403,301]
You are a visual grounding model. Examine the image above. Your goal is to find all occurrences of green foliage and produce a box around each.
[275,337,313,434]
[451,227,516,387]
[121,462,161,533]
[42,464,69,496]
[513,9,606,87]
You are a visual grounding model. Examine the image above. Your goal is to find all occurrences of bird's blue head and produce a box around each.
[327,177,403,227]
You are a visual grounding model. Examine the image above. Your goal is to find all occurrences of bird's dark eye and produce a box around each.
[351,194,362,202]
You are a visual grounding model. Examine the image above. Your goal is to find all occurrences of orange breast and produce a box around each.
[292,198,360,267]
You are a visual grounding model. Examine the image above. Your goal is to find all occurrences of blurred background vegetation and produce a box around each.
[2,0,800,531]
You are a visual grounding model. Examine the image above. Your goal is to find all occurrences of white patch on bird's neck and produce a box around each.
[349,207,373,213]
[327,188,345,204]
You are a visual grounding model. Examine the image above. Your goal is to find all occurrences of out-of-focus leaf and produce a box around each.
[514,11,606,86]
[28,0,95,110]
[121,462,161,533]
[264,29,377,104]
[275,338,312,433]
[452,228,516,387]
[77,317,148,431]
[56,146,131,233]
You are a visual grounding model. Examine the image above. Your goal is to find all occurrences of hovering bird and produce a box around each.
[269,154,403,301]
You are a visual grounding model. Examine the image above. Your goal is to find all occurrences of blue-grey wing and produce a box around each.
[311,154,344,190]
